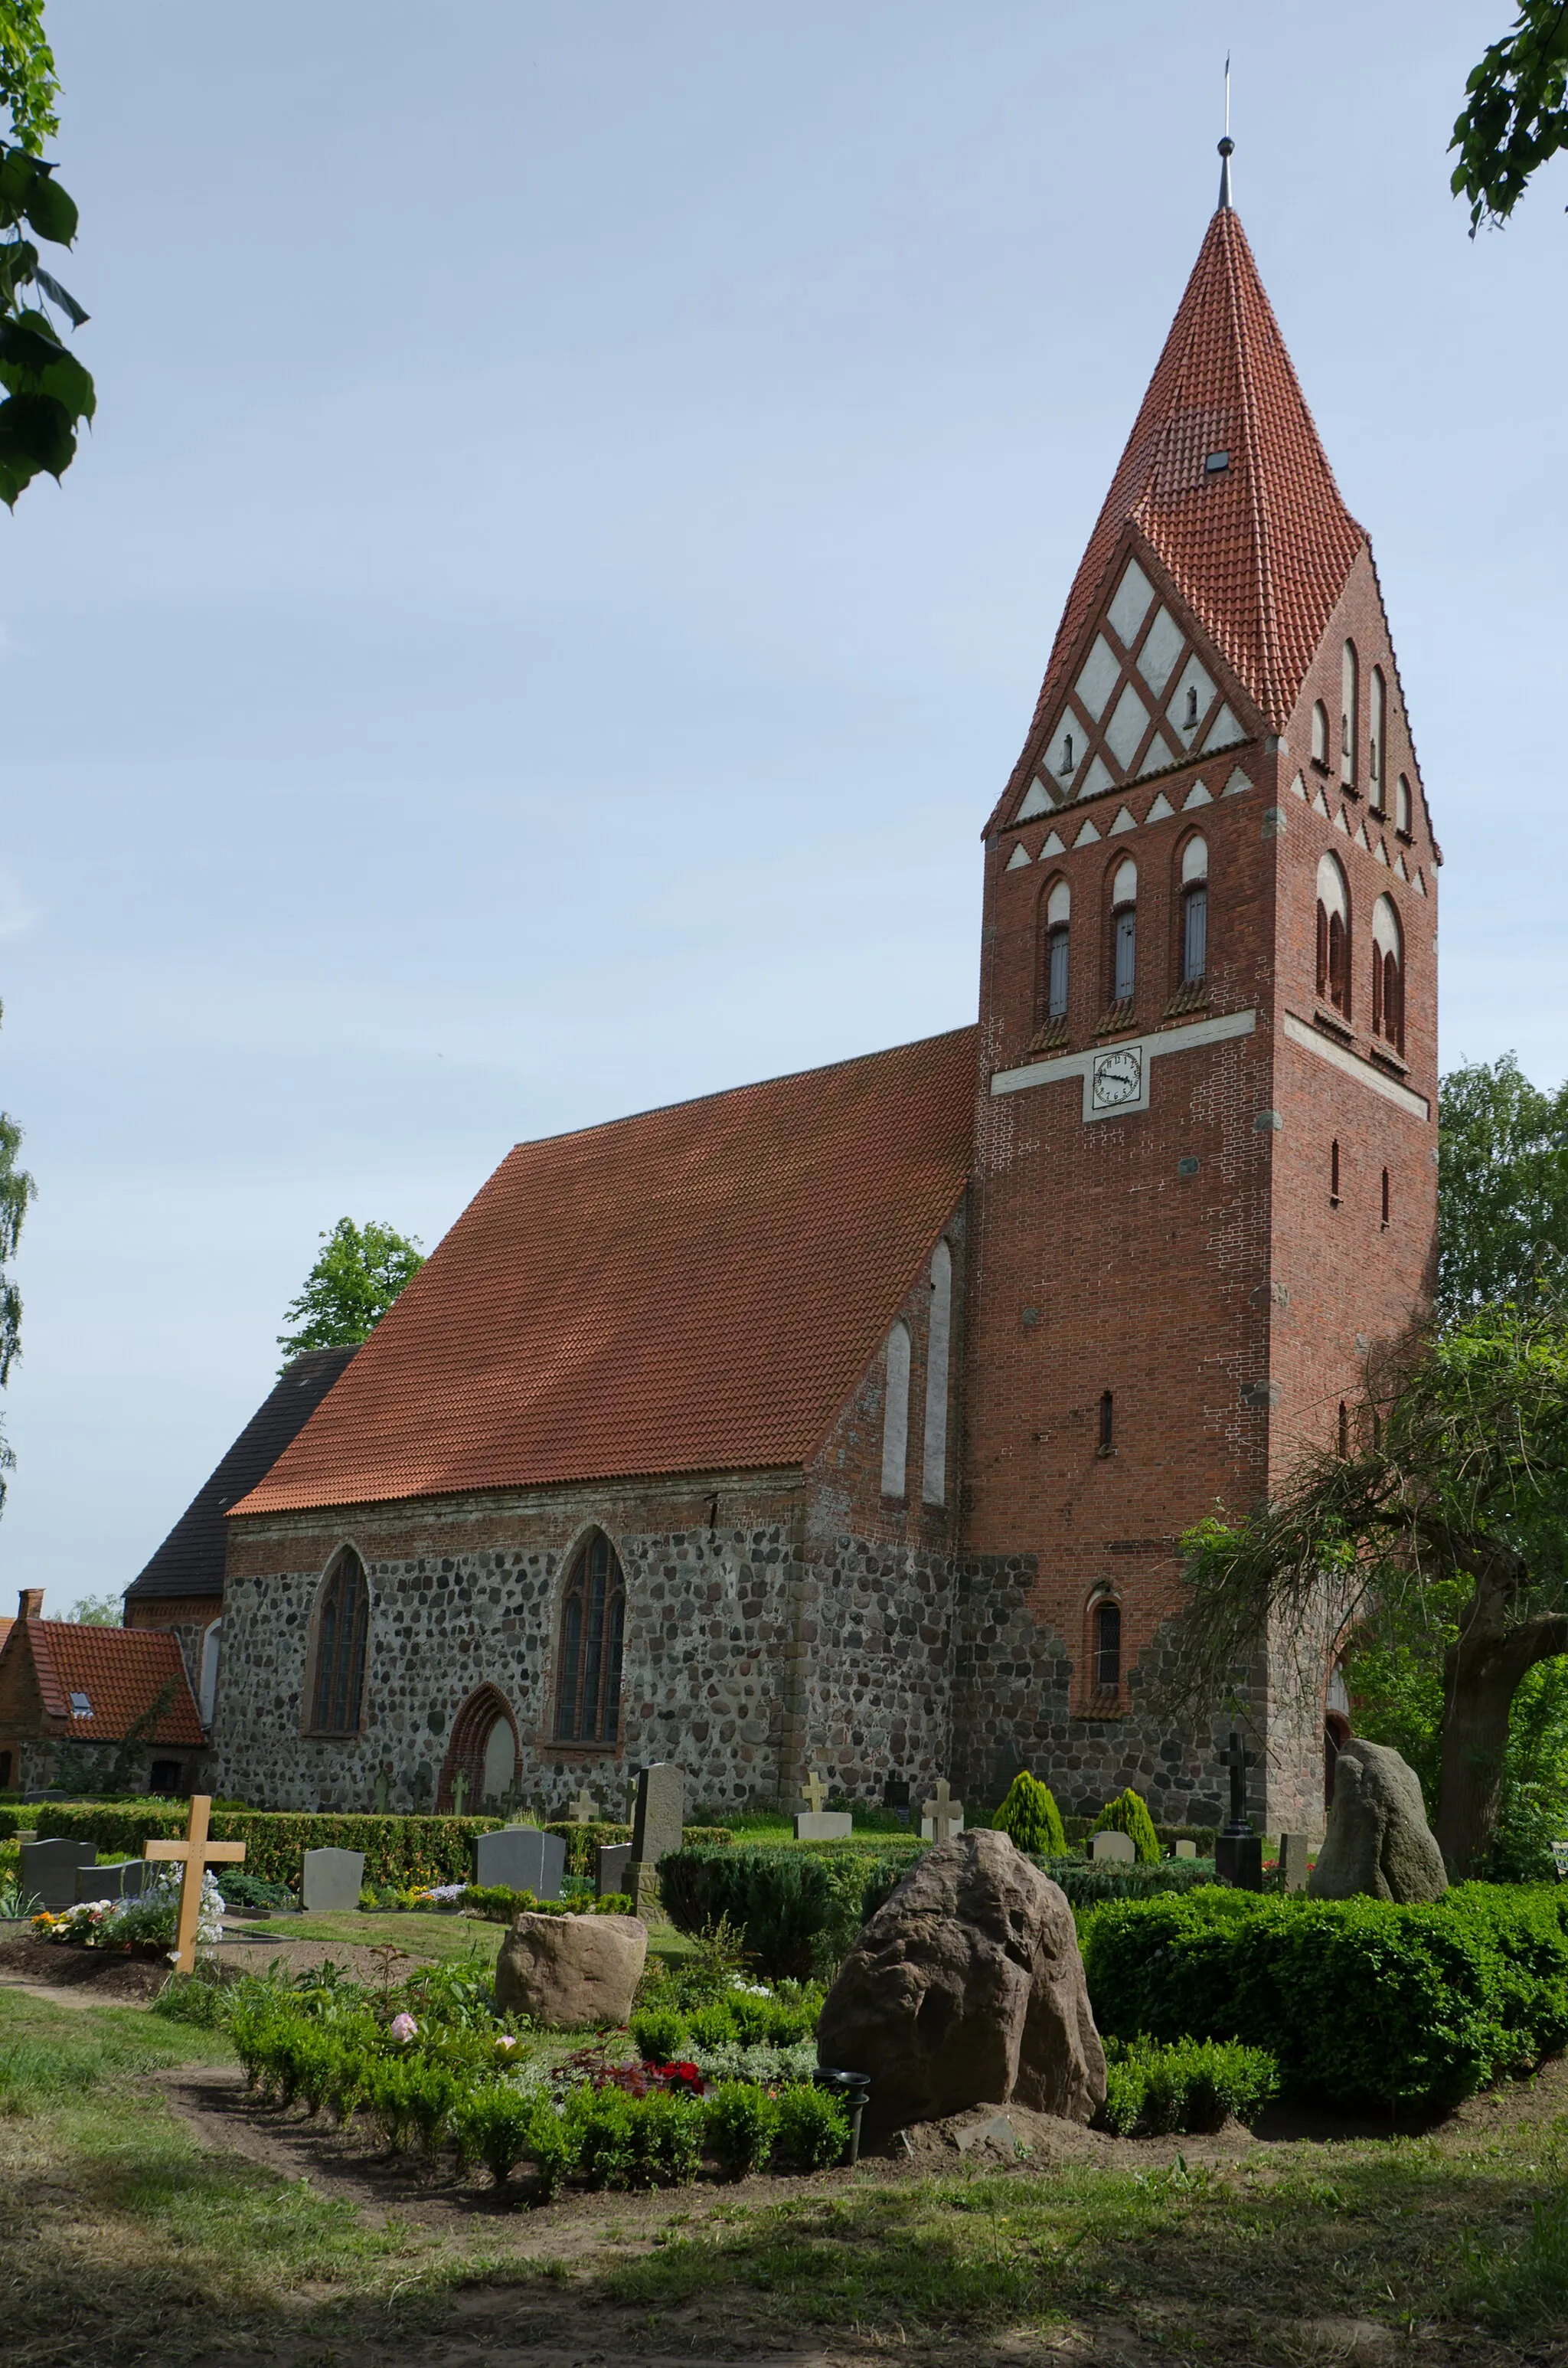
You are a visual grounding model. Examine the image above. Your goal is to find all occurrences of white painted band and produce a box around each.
[990,1006,1257,1099]
[1281,1011,1430,1120]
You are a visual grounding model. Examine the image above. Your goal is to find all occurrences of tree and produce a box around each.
[1174,1303,1568,1880]
[0,1056,35,1513]
[1451,2,1568,233]
[0,1,94,505]
[67,1592,121,1626]
[277,1218,425,1367]
[1439,1055,1568,1324]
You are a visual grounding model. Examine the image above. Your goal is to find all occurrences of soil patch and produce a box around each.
[0,1936,172,2002]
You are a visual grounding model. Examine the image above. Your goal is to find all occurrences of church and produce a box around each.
[163,160,1439,1835]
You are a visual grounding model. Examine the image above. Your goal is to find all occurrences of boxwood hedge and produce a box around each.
[1081,1883,1568,2111]
[660,1841,923,1977]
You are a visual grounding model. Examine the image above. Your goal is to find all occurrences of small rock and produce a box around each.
[492,1911,646,2028]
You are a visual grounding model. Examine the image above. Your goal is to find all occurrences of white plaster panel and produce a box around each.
[1004,842,1031,871]
[1166,653,1216,742]
[1137,605,1185,696]
[1074,634,1121,721]
[1107,558,1155,649]
[1014,777,1052,820]
[1103,680,1150,769]
[1201,702,1245,751]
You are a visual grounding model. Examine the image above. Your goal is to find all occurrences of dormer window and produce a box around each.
[69,1690,92,1718]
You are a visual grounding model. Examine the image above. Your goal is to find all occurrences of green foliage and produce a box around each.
[34,1803,503,1890]
[1438,1056,1568,1322]
[1451,4,1568,232]
[991,1771,1067,1857]
[1095,2035,1279,2136]
[543,1817,630,1877]
[660,1843,919,1977]
[629,2008,685,2064]
[1034,1855,1217,1906]
[1452,2180,1568,2330]
[1089,1789,1161,1865]
[773,2082,848,2171]
[704,2078,780,2177]
[0,1090,34,1504]
[0,2,57,152]
[276,1216,425,1366]
[0,139,92,505]
[51,1678,177,1799]
[1082,1882,1568,2111]
[64,1593,120,1626]
[452,2083,537,2187]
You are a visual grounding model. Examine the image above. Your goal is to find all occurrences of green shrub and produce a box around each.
[34,1804,505,1891]
[525,2098,580,2199]
[454,2085,537,2186]
[773,2082,848,2172]
[991,1771,1067,1858]
[1035,1856,1216,1906]
[662,1843,920,1977]
[686,2001,737,2049]
[629,2009,686,2065]
[1095,2036,1279,2136]
[1082,1882,1568,2111]
[704,2079,780,2177]
[1089,1788,1161,1866]
[570,2085,639,2190]
[631,2088,704,2187]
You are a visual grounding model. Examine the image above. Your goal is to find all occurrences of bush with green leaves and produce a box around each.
[629,2008,686,2065]
[1089,1788,1161,1865]
[453,2084,540,2188]
[1034,1856,1216,1907]
[704,2080,781,2178]
[660,1843,920,1976]
[1082,1882,1568,2112]
[991,1771,1067,1857]
[773,2082,849,2171]
[1095,2036,1279,2136]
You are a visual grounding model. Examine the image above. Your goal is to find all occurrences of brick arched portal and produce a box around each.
[437,1684,519,1813]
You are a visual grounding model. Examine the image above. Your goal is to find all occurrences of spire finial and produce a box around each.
[1217,53,1233,209]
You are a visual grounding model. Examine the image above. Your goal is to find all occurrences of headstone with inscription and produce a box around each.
[75,1859,147,1904]
[1088,1829,1136,1864]
[1279,1832,1310,1892]
[794,1768,852,1843]
[20,1838,96,1912]
[301,1847,365,1913]
[596,1841,633,1899]
[629,1762,684,1918]
[474,1824,565,1901]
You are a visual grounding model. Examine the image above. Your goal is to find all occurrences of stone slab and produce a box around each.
[1088,1830,1136,1863]
[474,1825,566,1901]
[20,1839,96,1912]
[1279,1832,1311,1892]
[75,1859,147,1904]
[596,1841,633,1899]
[1172,1839,1198,1859]
[1215,1832,1263,1891]
[795,1810,853,1841]
[631,1763,684,1866]
[301,1848,365,1913]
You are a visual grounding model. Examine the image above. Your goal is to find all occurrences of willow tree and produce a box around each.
[1174,1302,1568,1879]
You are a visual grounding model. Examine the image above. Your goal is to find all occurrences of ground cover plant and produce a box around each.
[1095,2035,1279,2135]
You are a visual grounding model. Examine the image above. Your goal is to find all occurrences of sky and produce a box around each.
[2,2,1563,1608]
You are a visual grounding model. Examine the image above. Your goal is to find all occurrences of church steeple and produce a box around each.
[991,197,1365,830]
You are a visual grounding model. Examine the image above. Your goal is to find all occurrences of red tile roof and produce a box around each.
[992,204,1364,829]
[20,1622,204,1744]
[234,1027,978,1516]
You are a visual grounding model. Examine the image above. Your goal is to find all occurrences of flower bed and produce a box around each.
[31,1869,224,1958]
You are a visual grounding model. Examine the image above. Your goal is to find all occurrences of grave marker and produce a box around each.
[451,1771,469,1817]
[20,1838,96,1912]
[1214,1732,1263,1891]
[475,1825,566,1900]
[1089,1829,1137,1863]
[570,1788,598,1825]
[75,1859,147,1904]
[301,1846,364,1913]
[1279,1833,1310,1892]
[143,1795,247,1974]
[921,1779,964,1843]
[373,1774,390,1813]
[596,1841,633,1900]
[1172,1839,1198,1860]
[629,1762,684,1917]
[794,1767,852,1843]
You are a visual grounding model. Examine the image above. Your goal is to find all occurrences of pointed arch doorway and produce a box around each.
[438,1685,521,1813]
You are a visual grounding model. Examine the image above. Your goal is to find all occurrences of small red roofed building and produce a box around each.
[205,151,1436,1837]
[0,1591,206,1797]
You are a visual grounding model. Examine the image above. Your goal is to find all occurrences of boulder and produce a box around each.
[815,1828,1106,2130]
[1307,1738,1448,1903]
[493,1911,647,2028]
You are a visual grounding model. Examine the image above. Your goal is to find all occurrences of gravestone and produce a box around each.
[882,1776,911,1823]
[1088,1829,1136,1864]
[75,1859,146,1904]
[20,1838,96,1911]
[629,1762,684,1917]
[1172,1839,1198,1860]
[474,1825,566,1901]
[596,1841,633,1899]
[570,1788,598,1825]
[373,1774,390,1812]
[1214,1730,1264,1891]
[301,1847,365,1912]
[1279,1832,1310,1892]
[794,1768,852,1843]
[921,1779,964,1842]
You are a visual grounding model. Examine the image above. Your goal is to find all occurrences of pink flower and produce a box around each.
[389,2013,418,2044]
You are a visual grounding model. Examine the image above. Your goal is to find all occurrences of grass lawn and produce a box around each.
[230,1908,697,1969]
[3,1984,1567,2365]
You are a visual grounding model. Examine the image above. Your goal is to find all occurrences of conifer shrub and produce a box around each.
[991,1770,1067,1857]
[1089,1788,1161,1865]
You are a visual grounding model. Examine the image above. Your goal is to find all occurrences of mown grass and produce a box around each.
[233,1908,506,1961]
[2,1985,1566,2364]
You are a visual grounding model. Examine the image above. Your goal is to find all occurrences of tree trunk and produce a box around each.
[1434,1591,1568,1878]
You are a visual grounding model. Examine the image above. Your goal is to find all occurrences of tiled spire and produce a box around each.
[995,198,1364,826]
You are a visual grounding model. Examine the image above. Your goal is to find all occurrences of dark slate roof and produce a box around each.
[124,1346,359,1602]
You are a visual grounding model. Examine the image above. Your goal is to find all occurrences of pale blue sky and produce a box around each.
[2,2,1561,1605]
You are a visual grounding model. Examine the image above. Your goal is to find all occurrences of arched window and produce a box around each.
[1371,895,1403,1051]
[1093,1598,1122,1693]
[1179,835,1208,984]
[1395,773,1413,836]
[1369,667,1387,810]
[1109,858,1137,1003]
[1340,640,1358,785]
[1312,700,1330,768]
[198,1621,222,1729]
[1044,878,1070,1019]
[308,1549,370,1735]
[554,1532,626,1745]
[922,1243,952,1506]
[880,1320,911,1498]
[1315,853,1351,1015]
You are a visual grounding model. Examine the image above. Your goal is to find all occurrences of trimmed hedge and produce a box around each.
[660,1842,921,1977]
[1036,1855,1217,1906]
[1082,1883,1568,2111]
[36,1805,505,1890]
[1096,2036,1279,2136]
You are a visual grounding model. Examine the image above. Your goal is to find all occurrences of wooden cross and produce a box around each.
[800,1769,828,1814]
[923,1778,962,1843]
[142,1795,245,1976]
[570,1788,598,1825]
[451,1771,469,1816]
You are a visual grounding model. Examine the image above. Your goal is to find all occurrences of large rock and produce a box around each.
[1307,1738,1448,1903]
[815,1829,1106,2130]
[493,1911,646,2028]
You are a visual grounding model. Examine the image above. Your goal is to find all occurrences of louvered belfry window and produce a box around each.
[311,1550,370,1733]
[555,1532,626,1745]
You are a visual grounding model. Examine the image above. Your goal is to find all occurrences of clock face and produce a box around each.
[1092,1048,1144,1109]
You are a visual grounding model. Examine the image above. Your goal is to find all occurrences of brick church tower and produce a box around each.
[953,155,1439,1833]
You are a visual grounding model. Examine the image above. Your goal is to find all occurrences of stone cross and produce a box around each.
[142,1795,245,1977]
[373,1774,390,1813]
[451,1771,469,1817]
[570,1788,598,1825]
[923,1778,962,1843]
[1221,1731,1258,1833]
[800,1769,828,1815]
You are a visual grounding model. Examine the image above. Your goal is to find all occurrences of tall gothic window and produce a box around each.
[880,1319,912,1497]
[1312,700,1330,768]
[1316,852,1351,1015]
[1109,858,1137,1004]
[1093,1598,1122,1693]
[1044,878,1070,1019]
[1179,834,1208,984]
[922,1243,952,1506]
[1340,640,1358,785]
[1371,894,1403,1052]
[554,1532,626,1745]
[309,1550,370,1734]
[1396,773,1413,836]
[1369,666,1387,810]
